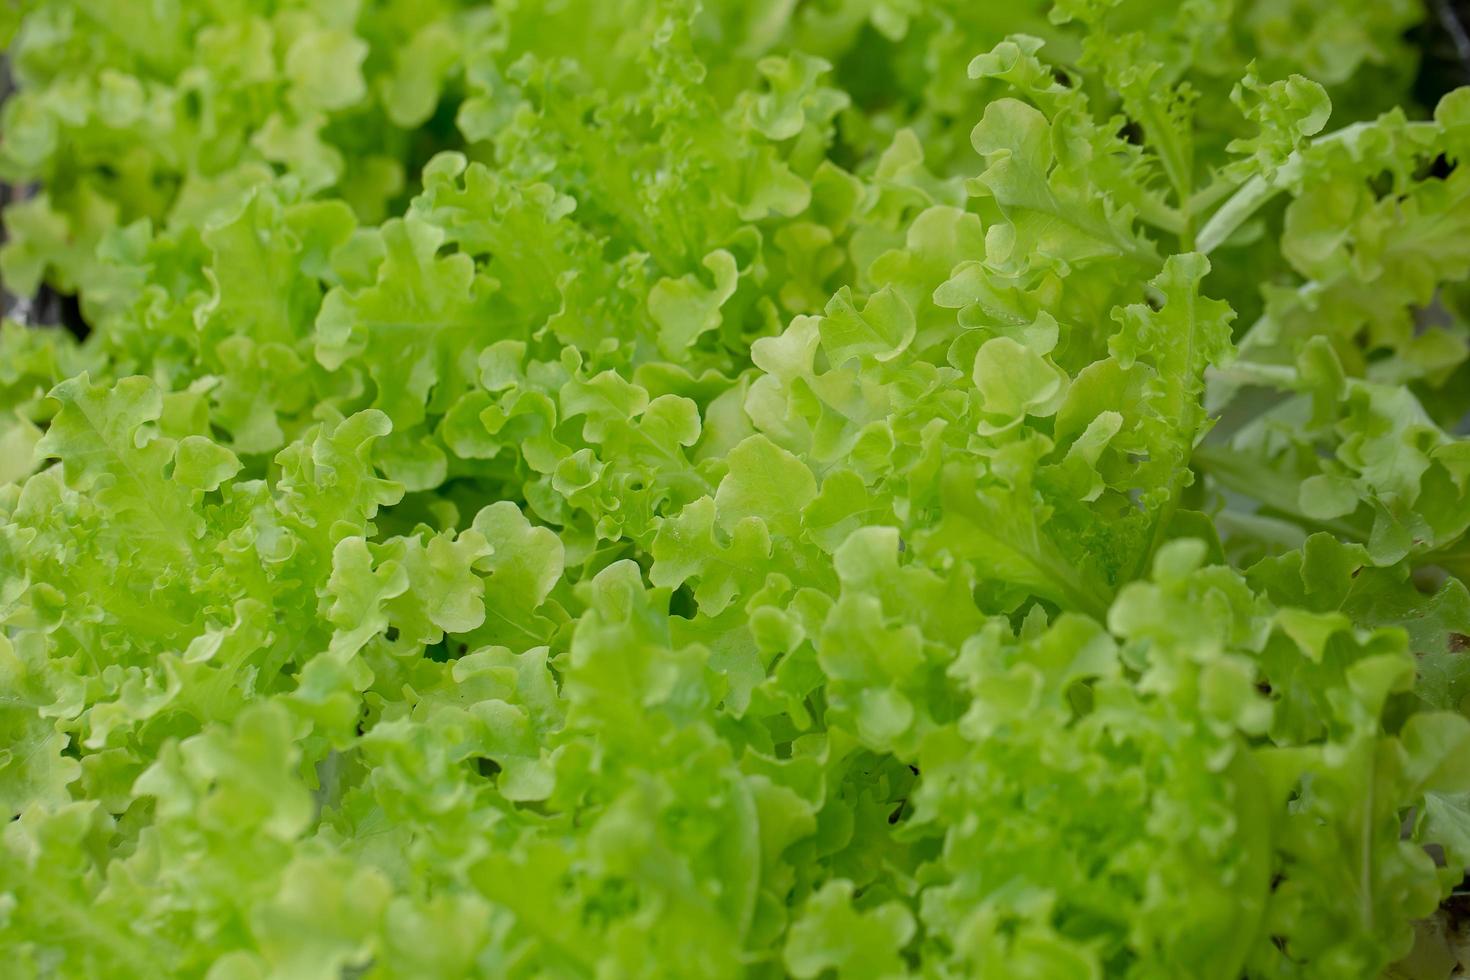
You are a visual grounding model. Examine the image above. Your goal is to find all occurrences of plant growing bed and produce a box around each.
[2,2,1470,978]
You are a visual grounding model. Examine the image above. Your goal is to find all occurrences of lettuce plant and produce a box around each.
[2,1,1470,977]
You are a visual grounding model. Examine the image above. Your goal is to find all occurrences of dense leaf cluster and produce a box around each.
[2,1,1470,977]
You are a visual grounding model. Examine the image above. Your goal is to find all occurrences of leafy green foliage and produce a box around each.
[2,0,1470,977]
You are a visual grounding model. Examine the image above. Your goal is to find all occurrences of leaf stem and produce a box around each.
[1198,120,1439,255]
[1197,174,1275,254]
